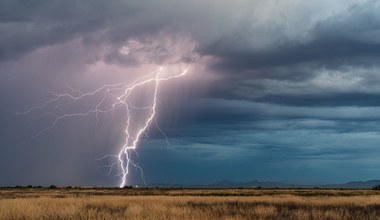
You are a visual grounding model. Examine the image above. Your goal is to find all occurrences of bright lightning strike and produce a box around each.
[18,65,190,187]
[116,66,189,187]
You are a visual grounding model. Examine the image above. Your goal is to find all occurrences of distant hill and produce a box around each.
[149,179,380,189]
[322,180,380,189]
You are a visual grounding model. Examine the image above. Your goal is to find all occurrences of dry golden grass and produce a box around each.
[1,188,380,219]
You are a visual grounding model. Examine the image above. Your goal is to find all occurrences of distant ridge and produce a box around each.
[149,179,380,189]
[322,180,380,189]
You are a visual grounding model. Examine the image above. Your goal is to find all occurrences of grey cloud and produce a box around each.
[199,0,380,105]
[206,0,380,68]
[0,0,146,61]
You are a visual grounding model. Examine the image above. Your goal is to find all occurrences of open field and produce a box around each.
[1,188,380,219]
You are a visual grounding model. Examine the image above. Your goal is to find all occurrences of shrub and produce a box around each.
[49,185,57,189]
[372,185,380,190]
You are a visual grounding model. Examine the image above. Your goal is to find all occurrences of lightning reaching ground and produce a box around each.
[115,66,189,187]
[18,64,190,187]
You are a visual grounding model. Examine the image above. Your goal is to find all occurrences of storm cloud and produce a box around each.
[1,0,380,186]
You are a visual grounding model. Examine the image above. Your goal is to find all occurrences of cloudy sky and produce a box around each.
[1,0,380,186]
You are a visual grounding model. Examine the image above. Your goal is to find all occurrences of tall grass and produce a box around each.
[1,189,380,219]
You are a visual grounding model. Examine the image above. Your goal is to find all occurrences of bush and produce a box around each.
[372,185,380,190]
[49,185,57,189]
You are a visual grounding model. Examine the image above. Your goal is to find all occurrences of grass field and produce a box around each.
[1,188,380,219]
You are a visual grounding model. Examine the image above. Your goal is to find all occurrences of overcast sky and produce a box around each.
[1,0,380,186]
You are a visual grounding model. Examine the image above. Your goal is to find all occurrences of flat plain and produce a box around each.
[1,187,380,219]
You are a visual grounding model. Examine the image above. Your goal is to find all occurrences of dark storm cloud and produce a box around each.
[1,0,380,186]
[2,0,379,75]
[205,0,380,69]
[199,1,380,106]
[0,0,171,61]
[209,40,380,72]
[0,0,106,59]
[255,93,380,107]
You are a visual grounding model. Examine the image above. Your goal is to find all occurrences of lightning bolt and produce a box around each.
[18,65,189,187]
[116,66,189,187]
